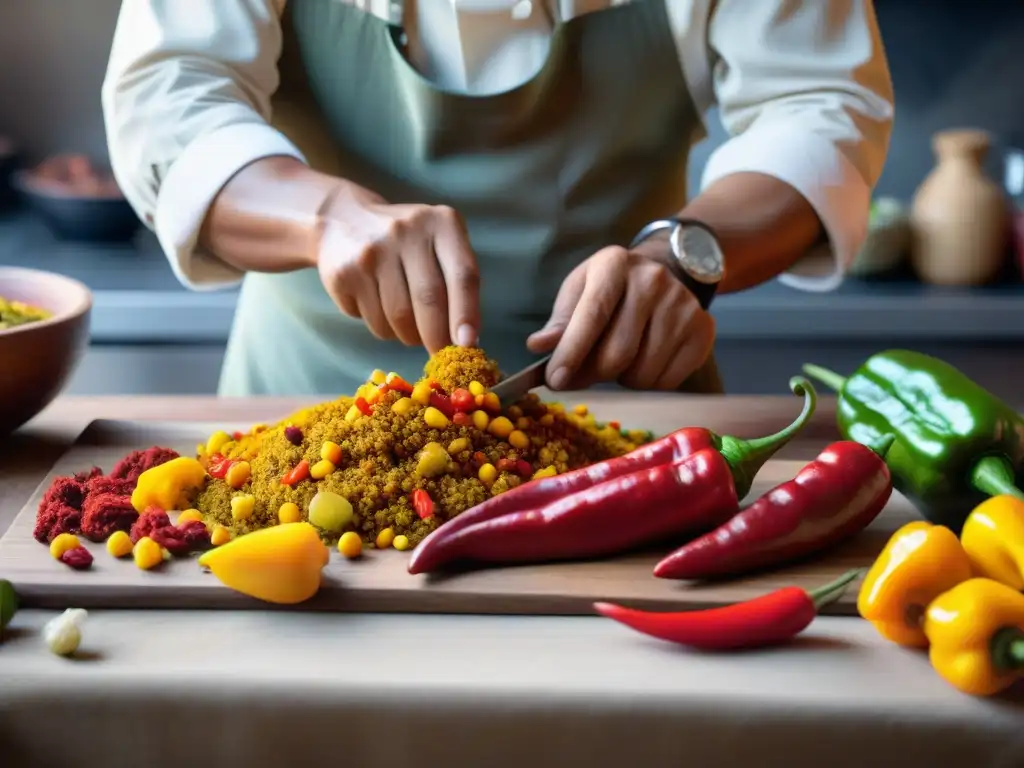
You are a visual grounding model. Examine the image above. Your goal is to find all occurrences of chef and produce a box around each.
[102,0,893,396]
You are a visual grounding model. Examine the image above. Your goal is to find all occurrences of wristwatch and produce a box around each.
[629,218,725,310]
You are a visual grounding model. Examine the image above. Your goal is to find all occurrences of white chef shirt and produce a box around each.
[101,0,894,293]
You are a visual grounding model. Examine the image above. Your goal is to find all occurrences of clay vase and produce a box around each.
[910,129,1009,285]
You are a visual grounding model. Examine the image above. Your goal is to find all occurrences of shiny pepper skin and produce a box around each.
[857,521,974,647]
[131,457,208,513]
[924,578,1024,697]
[960,495,1024,591]
[198,522,330,605]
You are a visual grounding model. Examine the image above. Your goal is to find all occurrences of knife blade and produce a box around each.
[490,355,551,404]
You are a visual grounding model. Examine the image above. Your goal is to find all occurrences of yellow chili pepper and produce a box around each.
[857,521,974,647]
[961,495,1024,591]
[131,457,208,513]
[924,578,1024,697]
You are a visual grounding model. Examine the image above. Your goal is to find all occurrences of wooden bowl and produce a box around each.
[0,267,91,435]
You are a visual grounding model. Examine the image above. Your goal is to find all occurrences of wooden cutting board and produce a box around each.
[0,418,918,615]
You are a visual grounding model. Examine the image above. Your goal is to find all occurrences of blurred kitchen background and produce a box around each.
[1,0,1023,398]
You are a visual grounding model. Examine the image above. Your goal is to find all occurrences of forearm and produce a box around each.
[679,172,824,294]
[198,156,342,273]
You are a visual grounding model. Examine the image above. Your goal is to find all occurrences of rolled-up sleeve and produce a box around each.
[101,0,305,290]
[702,0,894,292]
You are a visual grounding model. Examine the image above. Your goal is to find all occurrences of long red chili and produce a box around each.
[594,569,862,650]
[654,438,894,581]
[416,376,818,548]
[408,447,741,574]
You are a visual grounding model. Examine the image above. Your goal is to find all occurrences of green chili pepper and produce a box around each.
[803,349,1024,532]
[0,579,18,642]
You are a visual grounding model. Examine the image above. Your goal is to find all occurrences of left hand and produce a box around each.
[526,244,715,391]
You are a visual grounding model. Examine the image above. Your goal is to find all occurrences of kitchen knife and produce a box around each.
[489,355,551,404]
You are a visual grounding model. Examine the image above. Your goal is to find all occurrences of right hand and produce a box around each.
[316,183,481,353]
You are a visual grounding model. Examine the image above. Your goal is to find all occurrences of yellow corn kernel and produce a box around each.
[210,525,232,546]
[488,416,514,439]
[478,463,498,484]
[548,403,564,414]
[516,417,531,431]
[573,404,588,416]
[106,530,133,558]
[338,531,363,559]
[447,437,471,455]
[320,440,343,465]
[472,410,489,430]
[50,533,81,560]
[509,430,530,450]
[411,381,433,405]
[533,465,558,480]
[391,397,417,416]
[251,423,268,434]
[424,407,450,430]
[177,509,204,526]
[468,380,485,396]
[482,393,501,412]
[310,459,336,480]
[539,413,555,427]
[231,494,256,522]
[416,442,449,477]
[225,460,251,489]
[278,502,302,525]
[205,430,233,456]
[376,527,395,549]
[345,405,361,423]
[133,537,163,570]
[370,368,387,385]
[365,387,382,405]
[393,534,410,551]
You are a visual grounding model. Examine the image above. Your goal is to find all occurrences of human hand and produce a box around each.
[526,245,715,391]
[315,183,480,353]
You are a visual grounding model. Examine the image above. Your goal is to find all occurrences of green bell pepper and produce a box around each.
[803,349,1024,532]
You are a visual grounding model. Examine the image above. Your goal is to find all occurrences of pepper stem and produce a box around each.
[990,627,1024,671]
[872,434,897,459]
[969,455,1024,502]
[718,376,818,500]
[801,363,847,393]
[807,569,864,612]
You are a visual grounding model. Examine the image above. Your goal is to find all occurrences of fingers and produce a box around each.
[377,257,420,346]
[402,238,452,354]
[588,266,663,382]
[619,279,691,389]
[546,247,629,390]
[431,206,480,347]
[354,275,394,341]
[527,266,586,354]
[654,310,715,390]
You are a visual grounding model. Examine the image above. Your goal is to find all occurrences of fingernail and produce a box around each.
[549,367,570,390]
[456,324,476,347]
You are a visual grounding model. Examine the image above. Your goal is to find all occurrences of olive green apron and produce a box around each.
[219,0,723,396]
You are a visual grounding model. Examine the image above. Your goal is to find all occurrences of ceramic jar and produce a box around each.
[910,129,1009,285]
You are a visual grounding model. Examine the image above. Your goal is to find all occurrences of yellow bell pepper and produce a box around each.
[961,495,1024,591]
[197,522,330,605]
[131,457,208,513]
[857,521,974,647]
[924,578,1024,697]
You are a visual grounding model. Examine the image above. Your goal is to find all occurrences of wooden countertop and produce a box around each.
[1,393,840,538]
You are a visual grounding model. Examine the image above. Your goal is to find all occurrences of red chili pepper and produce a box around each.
[412,489,434,520]
[653,438,894,580]
[281,459,310,486]
[594,569,862,650]
[232,431,244,441]
[355,397,373,417]
[515,459,532,478]
[450,388,475,413]
[419,377,817,545]
[428,380,446,393]
[208,458,233,479]
[453,412,473,427]
[608,421,621,431]
[384,374,414,395]
[408,448,742,574]
[428,391,455,418]
[496,458,517,473]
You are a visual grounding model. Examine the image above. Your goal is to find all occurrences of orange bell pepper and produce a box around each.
[924,578,1024,696]
[857,521,973,647]
[960,495,1024,590]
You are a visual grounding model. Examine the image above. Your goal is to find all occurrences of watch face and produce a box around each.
[671,225,725,285]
